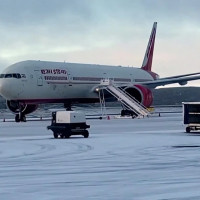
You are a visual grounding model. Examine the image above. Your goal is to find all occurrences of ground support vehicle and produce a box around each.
[183,102,200,133]
[47,111,90,138]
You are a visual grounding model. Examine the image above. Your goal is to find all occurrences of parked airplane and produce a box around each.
[0,22,200,122]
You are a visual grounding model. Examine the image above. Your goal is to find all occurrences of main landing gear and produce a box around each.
[121,109,137,118]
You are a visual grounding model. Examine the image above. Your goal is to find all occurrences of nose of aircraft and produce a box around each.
[0,78,6,98]
[0,77,12,99]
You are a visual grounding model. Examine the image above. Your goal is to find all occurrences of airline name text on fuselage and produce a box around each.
[41,69,67,75]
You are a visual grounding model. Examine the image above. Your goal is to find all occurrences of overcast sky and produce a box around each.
[0,0,200,86]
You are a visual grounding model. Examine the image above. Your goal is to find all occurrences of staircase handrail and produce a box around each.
[107,85,149,115]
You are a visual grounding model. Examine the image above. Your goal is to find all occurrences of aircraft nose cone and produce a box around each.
[0,79,5,97]
[0,78,10,99]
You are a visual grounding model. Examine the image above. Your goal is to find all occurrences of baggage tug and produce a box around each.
[47,111,90,138]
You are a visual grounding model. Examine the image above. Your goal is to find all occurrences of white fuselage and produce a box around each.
[0,60,154,103]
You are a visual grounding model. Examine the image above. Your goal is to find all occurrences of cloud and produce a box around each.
[0,0,199,82]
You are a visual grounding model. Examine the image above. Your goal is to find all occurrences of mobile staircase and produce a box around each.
[100,79,149,117]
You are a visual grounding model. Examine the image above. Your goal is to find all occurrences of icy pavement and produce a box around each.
[1,113,200,200]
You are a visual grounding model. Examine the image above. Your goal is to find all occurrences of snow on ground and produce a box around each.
[1,112,200,200]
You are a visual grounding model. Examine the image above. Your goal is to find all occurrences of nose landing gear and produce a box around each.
[15,106,26,122]
[15,113,26,122]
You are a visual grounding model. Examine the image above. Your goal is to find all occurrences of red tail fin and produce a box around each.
[141,22,157,71]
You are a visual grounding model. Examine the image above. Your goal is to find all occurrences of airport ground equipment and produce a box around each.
[47,111,90,138]
[183,102,200,133]
[100,79,149,118]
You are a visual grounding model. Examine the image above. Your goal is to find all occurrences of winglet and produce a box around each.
[141,22,157,71]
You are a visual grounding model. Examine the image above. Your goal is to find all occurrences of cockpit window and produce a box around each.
[0,73,22,79]
[5,74,13,78]
[13,73,21,79]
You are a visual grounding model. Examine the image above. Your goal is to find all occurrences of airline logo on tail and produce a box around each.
[141,22,157,72]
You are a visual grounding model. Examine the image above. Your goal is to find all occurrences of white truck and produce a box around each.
[183,102,200,133]
[47,111,90,138]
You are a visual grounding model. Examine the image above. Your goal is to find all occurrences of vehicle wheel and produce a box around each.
[53,132,58,139]
[15,114,20,122]
[64,131,71,138]
[186,127,191,133]
[60,134,64,139]
[65,134,70,138]
[83,130,89,138]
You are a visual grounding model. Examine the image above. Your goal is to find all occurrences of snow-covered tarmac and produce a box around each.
[1,112,200,200]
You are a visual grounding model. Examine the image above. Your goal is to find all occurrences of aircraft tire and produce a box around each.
[53,132,58,139]
[21,115,26,122]
[83,130,89,138]
[15,114,20,123]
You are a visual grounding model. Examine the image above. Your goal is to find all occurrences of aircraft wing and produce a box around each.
[138,73,200,88]
[159,72,200,80]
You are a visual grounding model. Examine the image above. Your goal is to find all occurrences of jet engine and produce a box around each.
[6,100,38,117]
[123,84,153,107]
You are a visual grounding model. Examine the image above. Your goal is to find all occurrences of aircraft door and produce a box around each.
[34,70,43,86]
[66,69,72,84]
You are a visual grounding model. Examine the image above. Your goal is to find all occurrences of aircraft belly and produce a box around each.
[56,84,97,99]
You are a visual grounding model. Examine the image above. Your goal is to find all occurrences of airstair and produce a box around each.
[100,79,149,117]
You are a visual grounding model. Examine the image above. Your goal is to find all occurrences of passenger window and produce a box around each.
[0,74,5,78]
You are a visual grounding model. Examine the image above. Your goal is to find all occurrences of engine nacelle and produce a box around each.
[6,100,38,115]
[124,85,153,107]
